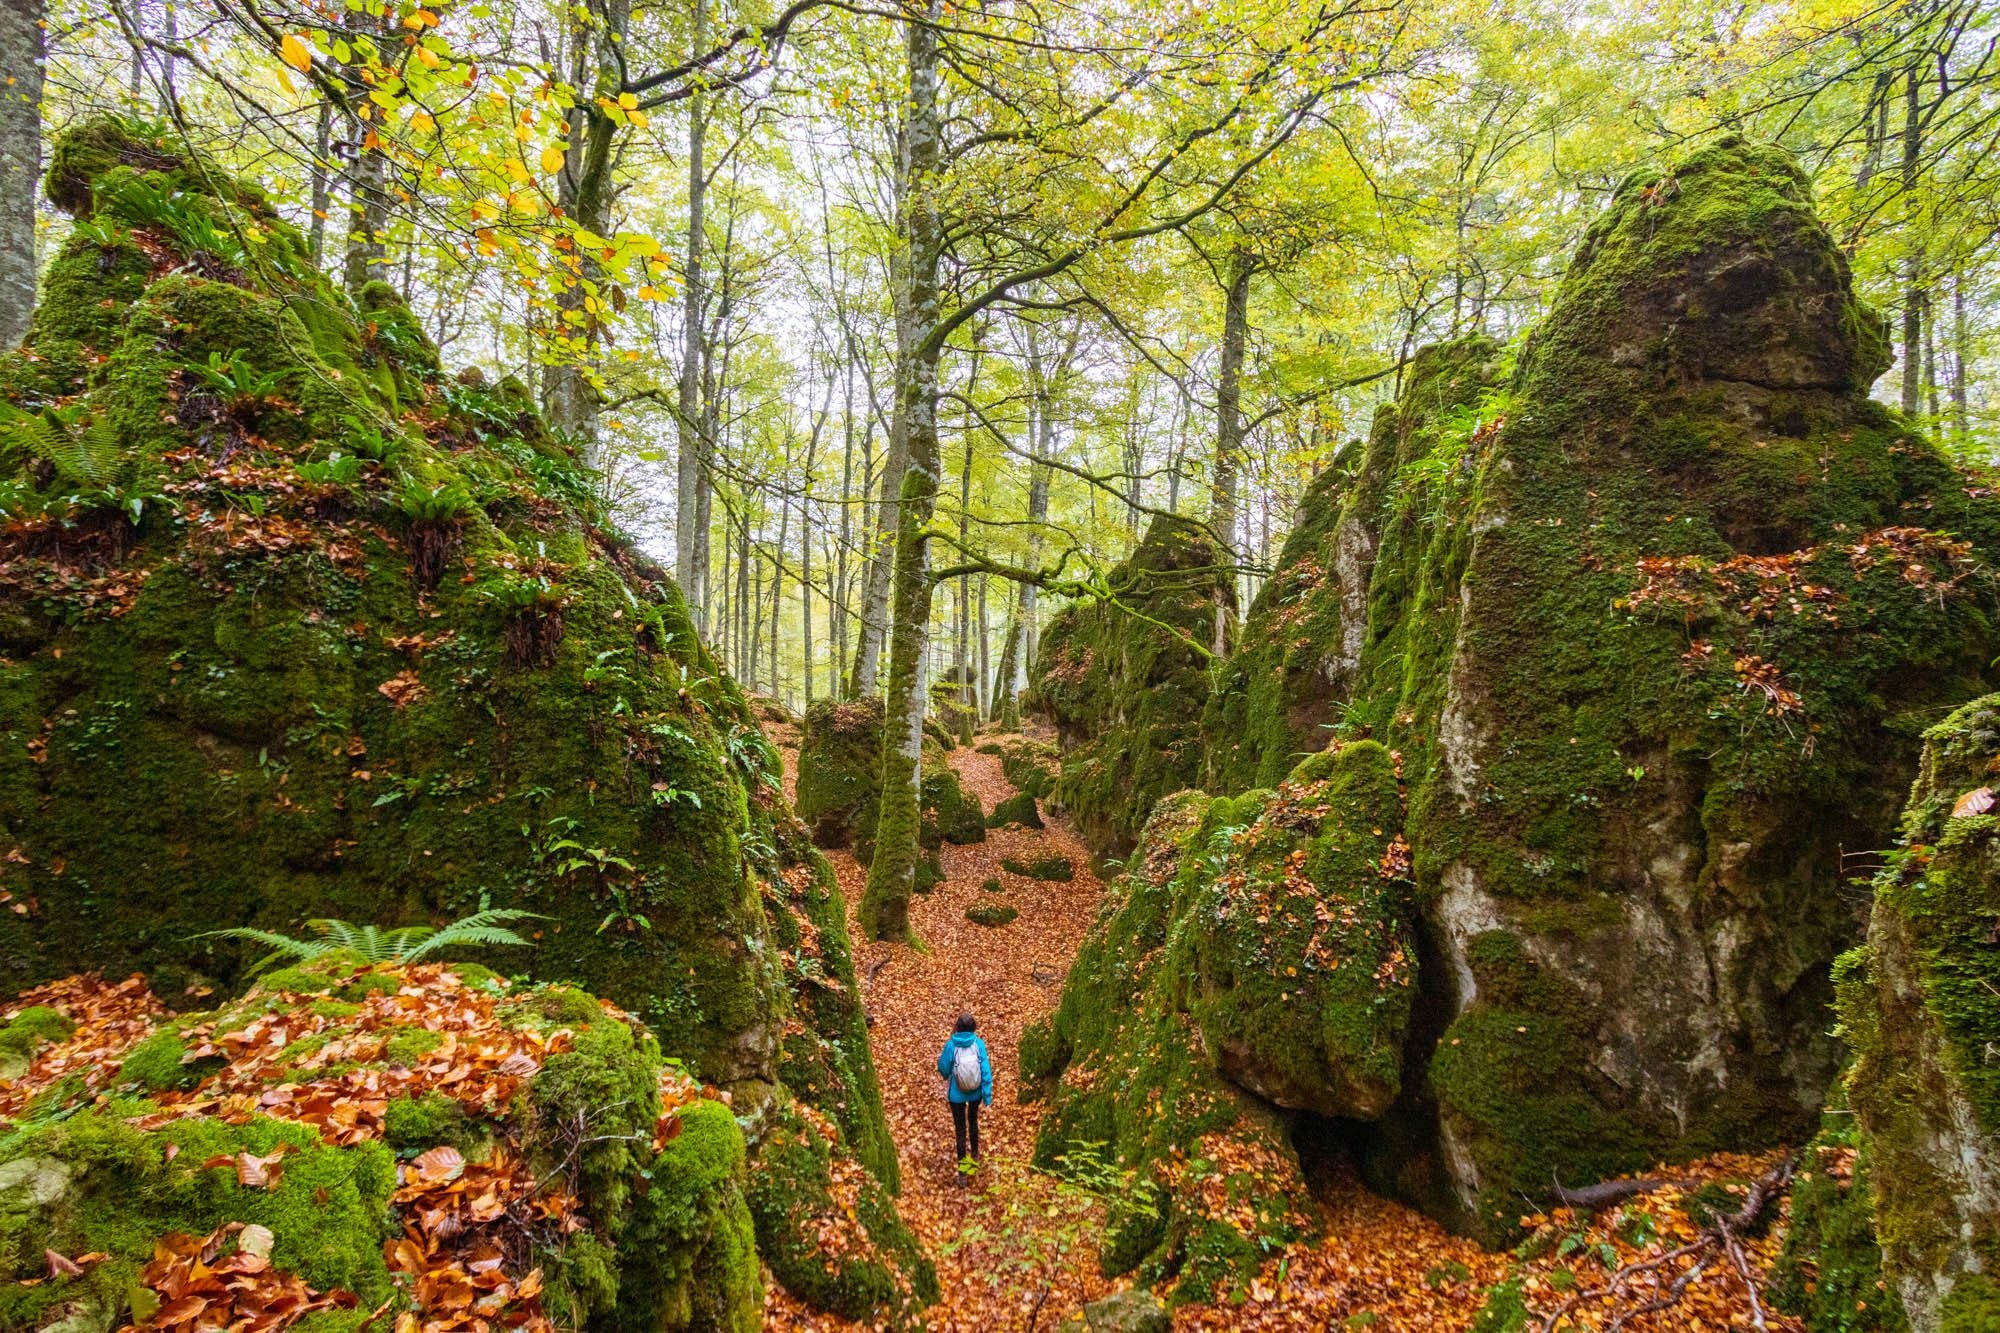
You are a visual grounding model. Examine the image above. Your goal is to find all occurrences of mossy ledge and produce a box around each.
[0,116,927,1321]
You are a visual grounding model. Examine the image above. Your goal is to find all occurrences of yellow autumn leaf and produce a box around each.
[415,46,439,69]
[280,33,313,72]
[539,144,564,174]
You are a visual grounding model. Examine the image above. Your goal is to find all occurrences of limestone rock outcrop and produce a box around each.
[1036,136,2000,1283]
[0,117,931,1322]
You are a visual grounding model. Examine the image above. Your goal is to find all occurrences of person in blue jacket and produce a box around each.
[937,1010,992,1181]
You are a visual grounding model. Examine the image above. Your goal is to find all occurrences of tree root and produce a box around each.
[1533,1153,1796,1333]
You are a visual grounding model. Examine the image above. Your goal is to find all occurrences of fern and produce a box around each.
[21,412,123,488]
[199,907,545,974]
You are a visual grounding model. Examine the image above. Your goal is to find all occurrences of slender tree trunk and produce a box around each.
[834,356,855,696]
[544,0,628,452]
[1900,61,1924,418]
[306,99,334,267]
[675,0,709,620]
[976,570,990,719]
[341,10,393,295]
[1212,250,1253,655]
[0,0,43,350]
[850,127,918,700]
[995,597,1023,729]
[860,0,943,942]
[770,493,789,697]
[801,493,815,708]
[737,509,753,682]
[1953,276,1972,446]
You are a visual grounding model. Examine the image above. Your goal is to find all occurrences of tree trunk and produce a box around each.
[341,10,393,295]
[1953,276,1972,446]
[860,0,942,942]
[833,356,855,696]
[543,33,626,450]
[307,99,334,267]
[976,570,990,719]
[675,0,709,622]
[1899,61,1924,418]
[1212,250,1253,655]
[0,0,43,350]
[770,493,789,698]
[849,112,919,701]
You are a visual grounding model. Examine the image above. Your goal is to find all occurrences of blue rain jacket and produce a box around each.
[938,1031,992,1104]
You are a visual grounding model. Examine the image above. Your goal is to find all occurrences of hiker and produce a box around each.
[937,1010,992,1181]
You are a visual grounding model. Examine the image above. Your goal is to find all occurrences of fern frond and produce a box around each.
[402,923,535,960]
[310,918,367,953]
[23,413,126,487]
[196,926,322,959]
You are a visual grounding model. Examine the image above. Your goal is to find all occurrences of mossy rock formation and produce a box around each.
[1020,791,1322,1303]
[1027,513,1231,857]
[0,961,758,1332]
[1841,695,2000,1330]
[1044,136,2000,1259]
[1027,743,1415,1298]
[0,117,929,1322]
[793,695,985,891]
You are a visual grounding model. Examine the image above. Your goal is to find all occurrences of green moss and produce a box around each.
[382,1092,474,1152]
[1468,1275,1528,1333]
[1028,514,1230,855]
[996,737,1059,799]
[988,791,1043,829]
[744,1101,937,1328]
[1029,791,1319,1301]
[1002,854,1074,882]
[0,1007,73,1061]
[966,904,1018,928]
[113,1030,207,1093]
[1771,1097,1908,1332]
[0,115,915,1326]
[0,1109,398,1331]
[382,1026,444,1065]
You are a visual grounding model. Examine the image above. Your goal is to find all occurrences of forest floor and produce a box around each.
[764,728,1812,1332]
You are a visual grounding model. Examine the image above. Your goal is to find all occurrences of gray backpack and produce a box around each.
[951,1042,982,1094]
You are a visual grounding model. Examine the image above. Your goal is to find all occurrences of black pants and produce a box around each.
[950,1100,980,1160]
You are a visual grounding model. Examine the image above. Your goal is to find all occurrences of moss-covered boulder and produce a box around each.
[794,696,986,880]
[1202,336,1501,793]
[1841,695,2000,1329]
[0,961,759,1332]
[1372,138,2000,1243]
[995,735,1059,799]
[1027,514,1231,856]
[988,790,1043,829]
[0,117,927,1320]
[1026,744,1416,1300]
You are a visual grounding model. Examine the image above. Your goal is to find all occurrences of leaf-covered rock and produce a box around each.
[0,961,756,1332]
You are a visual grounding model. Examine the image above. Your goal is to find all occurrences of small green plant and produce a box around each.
[98,172,245,270]
[185,349,286,404]
[297,452,364,486]
[595,886,652,935]
[197,905,545,973]
[392,472,477,525]
[1,403,166,524]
